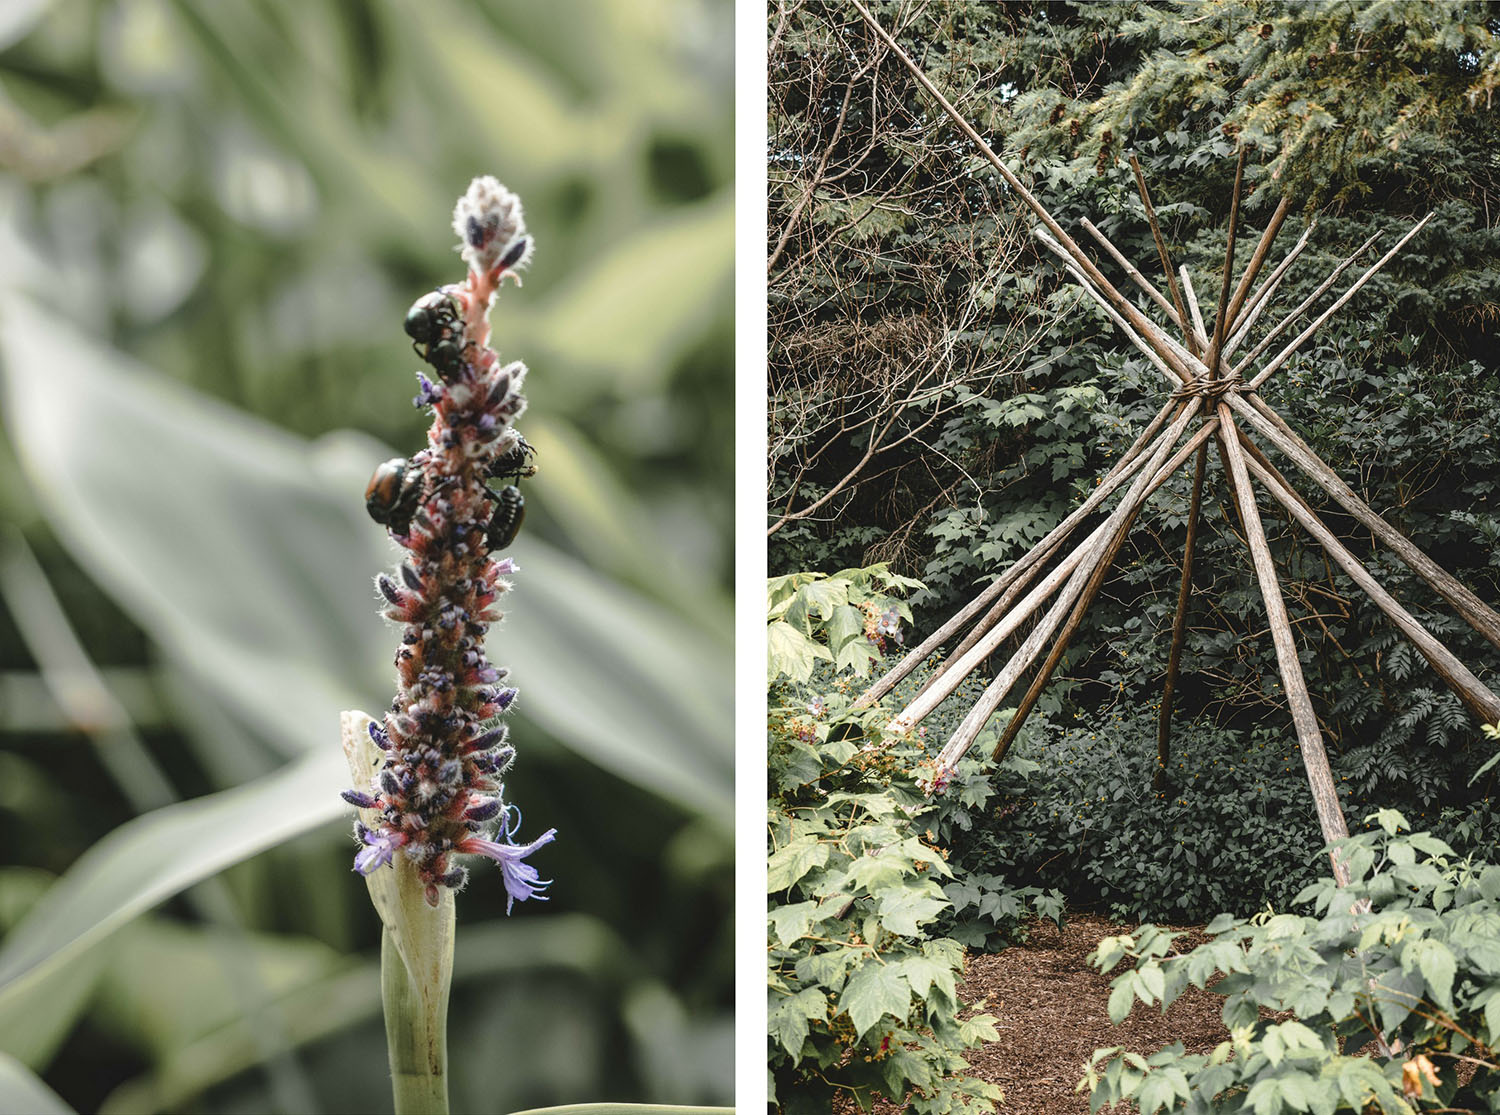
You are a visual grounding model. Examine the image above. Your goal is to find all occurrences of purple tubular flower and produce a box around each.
[341,788,379,809]
[354,826,406,875]
[457,825,557,914]
[413,373,442,409]
[469,725,508,751]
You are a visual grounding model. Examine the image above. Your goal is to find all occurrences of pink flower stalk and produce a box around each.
[344,177,555,909]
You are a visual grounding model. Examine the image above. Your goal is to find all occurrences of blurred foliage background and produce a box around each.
[0,1,732,1112]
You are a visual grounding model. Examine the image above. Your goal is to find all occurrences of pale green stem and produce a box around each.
[383,923,451,1114]
[344,711,456,1115]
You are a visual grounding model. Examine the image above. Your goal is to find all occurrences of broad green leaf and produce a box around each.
[0,870,110,1070]
[1410,938,1457,1010]
[0,1053,73,1115]
[875,883,950,937]
[768,987,827,1058]
[0,293,731,816]
[1278,1073,1314,1112]
[1138,963,1165,1004]
[833,637,880,677]
[840,962,910,1038]
[826,605,865,656]
[767,621,828,683]
[523,416,724,629]
[767,901,821,949]
[1135,1071,1175,1115]
[893,955,954,1002]
[1263,1026,1285,1067]
[1107,977,1136,1023]
[0,0,51,51]
[0,749,347,1014]
[767,837,829,893]
[102,913,634,1114]
[92,917,346,1061]
[798,578,850,622]
[1247,1077,1282,1115]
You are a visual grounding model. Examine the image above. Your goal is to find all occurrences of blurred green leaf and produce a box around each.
[93,918,348,1062]
[0,0,51,52]
[526,417,723,627]
[524,191,732,390]
[0,293,731,815]
[506,1106,731,1115]
[0,749,347,1016]
[99,913,637,1114]
[0,869,111,1071]
[0,1052,74,1115]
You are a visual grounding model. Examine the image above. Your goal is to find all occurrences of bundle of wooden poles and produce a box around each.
[847,1,1500,883]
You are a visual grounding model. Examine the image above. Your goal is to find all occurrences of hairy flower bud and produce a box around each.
[453,176,533,279]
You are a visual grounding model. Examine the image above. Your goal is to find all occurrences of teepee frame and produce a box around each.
[847,2,1500,885]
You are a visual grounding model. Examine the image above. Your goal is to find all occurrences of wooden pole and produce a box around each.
[1216,406,1352,885]
[1128,152,1195,356]
[1036,231,1202,388]
[1245,214,1433,390]
[853,397,1185,709]
[1231,229,1381,375]
[1204,148,1248,378]
[990,421,1221,764]
[1221,194,1292,340]
[1154,440,1208,790]
[911,400,1190,701]
[1238,432,1500,723]
[1229,392,1500,652]
[1224,222,1315,359]
[928,419,1220,770]
[847,0,1202,389]
[1081,217,1185,331]
[1179,268,1209,350]
[890,400,1203,734]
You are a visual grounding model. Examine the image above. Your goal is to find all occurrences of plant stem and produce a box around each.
[343,710,456,1115]
[383,921,451,1115]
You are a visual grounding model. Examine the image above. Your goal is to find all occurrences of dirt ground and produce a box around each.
[959,913,1230,1113]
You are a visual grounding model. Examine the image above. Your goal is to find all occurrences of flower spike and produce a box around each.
[342,178,556,910]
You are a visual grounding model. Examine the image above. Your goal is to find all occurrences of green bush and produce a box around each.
[947,711,1334,922]
[767,565,1060,1114]
[936,703,1500,925]
[1082,811,1500,1113]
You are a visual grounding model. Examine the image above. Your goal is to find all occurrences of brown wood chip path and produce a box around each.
[959,914,1229,1114]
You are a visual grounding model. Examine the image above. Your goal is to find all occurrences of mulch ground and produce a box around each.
[960,912,1229,1113]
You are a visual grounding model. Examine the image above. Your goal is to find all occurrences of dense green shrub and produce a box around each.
[949,712,1334,922]
[936,703,1500,924]
[1082,811,1500,1112]
[768,566,1061,1114]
